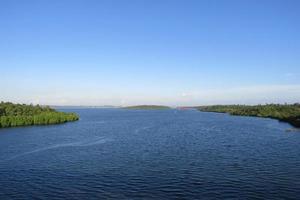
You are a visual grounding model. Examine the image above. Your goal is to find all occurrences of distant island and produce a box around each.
[0,102,79,128]
[123,105,171,110]
[197,104,300,128]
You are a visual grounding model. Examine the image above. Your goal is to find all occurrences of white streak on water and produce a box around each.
[81,121,107,124]
[134,126,152,133]
[4,137,112,162]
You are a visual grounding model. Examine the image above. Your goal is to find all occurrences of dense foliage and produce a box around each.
[0,102,79,128]
[197,104,300,127]
[123,105,171,110]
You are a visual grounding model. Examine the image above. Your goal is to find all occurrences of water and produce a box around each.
[0,109,300,199]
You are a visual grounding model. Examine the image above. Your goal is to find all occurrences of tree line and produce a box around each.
[197,104,300,128]
[0,102,79,128]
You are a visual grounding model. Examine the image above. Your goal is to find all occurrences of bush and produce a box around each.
[197,104,300,128]
[0,102,79,128]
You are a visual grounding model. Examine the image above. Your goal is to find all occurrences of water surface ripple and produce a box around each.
[0,109,300,199]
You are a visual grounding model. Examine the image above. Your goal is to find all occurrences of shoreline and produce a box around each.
[197,105,300,128]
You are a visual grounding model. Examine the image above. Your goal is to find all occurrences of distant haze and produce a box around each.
[1,0,300,106]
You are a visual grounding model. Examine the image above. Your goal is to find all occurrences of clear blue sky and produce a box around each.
[1,0,300,106]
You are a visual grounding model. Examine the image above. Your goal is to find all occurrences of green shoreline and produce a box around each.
[0,102,79,128]
[196,104,300,128]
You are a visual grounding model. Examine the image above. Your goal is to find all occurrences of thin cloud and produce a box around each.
[1,84,299,106]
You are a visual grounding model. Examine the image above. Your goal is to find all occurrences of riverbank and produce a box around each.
[196,104,300,128]
[0,102,79,128]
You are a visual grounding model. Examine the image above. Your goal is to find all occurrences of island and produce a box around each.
[123,105,171,110]
[196,104,300,128]
[0,102,79,128]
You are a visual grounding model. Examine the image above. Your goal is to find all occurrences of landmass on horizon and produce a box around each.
[1,102,300,129]
[122,105,171,110]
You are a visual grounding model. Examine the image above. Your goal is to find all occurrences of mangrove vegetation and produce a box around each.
[197,104,300,128]
[0,102,79,128]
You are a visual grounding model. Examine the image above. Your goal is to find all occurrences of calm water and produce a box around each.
[0,109,300,199]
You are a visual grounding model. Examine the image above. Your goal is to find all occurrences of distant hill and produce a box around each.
[123,105,171,110]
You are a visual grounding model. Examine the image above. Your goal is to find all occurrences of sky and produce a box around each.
[1,0,300,106]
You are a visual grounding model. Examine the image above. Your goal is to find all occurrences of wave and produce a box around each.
[134,126,152,133]
[3,137,112,162]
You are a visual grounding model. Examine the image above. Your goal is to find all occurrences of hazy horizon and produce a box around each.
[1,0,300,106]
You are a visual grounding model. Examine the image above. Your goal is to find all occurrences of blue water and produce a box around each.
[0,109,300,199]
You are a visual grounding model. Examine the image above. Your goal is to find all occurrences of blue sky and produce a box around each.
[1,0,300,106]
